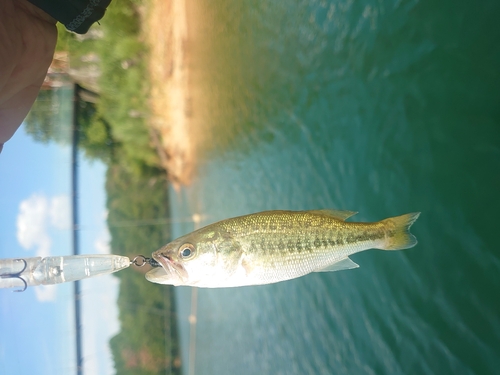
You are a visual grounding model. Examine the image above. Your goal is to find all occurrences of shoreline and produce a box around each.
[144,0,194,187]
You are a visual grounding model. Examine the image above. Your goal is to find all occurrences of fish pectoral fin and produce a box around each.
[310,209,358,221]
[314,257,359,272]
[241,257,254,276]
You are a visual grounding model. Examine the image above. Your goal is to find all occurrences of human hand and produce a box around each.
[0,0,57,152]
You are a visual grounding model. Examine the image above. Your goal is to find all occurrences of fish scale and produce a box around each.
[146,210,420,287]
[225,213,365,283]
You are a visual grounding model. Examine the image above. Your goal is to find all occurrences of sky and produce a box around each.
[0,123,120,375]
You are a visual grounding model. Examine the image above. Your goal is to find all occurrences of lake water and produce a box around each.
[168,0,500,374]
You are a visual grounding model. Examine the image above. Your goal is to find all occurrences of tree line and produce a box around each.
[23,0,181,373]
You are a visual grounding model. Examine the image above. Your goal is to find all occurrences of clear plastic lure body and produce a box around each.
[0,255,131,292]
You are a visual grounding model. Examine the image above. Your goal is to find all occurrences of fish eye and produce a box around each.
[179,244,195,259]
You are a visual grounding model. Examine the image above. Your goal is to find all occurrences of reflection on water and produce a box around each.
[172,0,500,374]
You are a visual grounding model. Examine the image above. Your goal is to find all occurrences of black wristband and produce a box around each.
[26,0,112,34]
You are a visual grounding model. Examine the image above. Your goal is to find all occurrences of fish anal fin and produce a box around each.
[314,257,359,272]
[310,209,358,221]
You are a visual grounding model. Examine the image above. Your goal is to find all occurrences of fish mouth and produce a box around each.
[146,252,188,285]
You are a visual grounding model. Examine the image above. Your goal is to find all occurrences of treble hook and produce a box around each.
[0,259,28,292]
[131,255,160,268]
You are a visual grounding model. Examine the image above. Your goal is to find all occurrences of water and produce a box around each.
[168,0,500,374]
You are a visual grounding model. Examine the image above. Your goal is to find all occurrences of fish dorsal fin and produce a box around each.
[314,257,359,272]
[310,209,358,221]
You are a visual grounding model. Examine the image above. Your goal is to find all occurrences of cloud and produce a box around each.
[16,193,71,302]
[94,238,110,254]
[94,226,111,254]
[35,285,57,302]
[16,194,52,257]
[49,195,71,230]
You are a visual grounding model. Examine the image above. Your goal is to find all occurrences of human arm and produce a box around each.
[0,0,57,152]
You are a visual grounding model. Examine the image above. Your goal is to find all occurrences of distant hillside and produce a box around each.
[106,164,180,375]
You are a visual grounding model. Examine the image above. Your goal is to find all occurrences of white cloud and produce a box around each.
[94,225,111,254]
[16,194,52,257]
[35,285,57,302]
[49,195,71,230]
[16,193,72,302]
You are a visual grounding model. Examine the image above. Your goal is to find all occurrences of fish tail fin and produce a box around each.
[380,212,420,250]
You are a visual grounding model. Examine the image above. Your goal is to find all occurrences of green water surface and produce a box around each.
[169,0,500,374]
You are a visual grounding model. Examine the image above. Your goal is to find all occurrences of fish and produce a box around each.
[146,210,420,287]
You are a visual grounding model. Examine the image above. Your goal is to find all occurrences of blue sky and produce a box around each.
[0,124,120,374]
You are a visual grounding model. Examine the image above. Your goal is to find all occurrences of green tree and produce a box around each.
[106,164,180,375]
[24,89,69,143]
[76,97,118,163]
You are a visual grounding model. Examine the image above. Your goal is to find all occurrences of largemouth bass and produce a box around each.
[146,210,420,287]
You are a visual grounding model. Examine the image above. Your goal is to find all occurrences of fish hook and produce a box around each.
[131,255,160,268]
[0,259,28,292]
